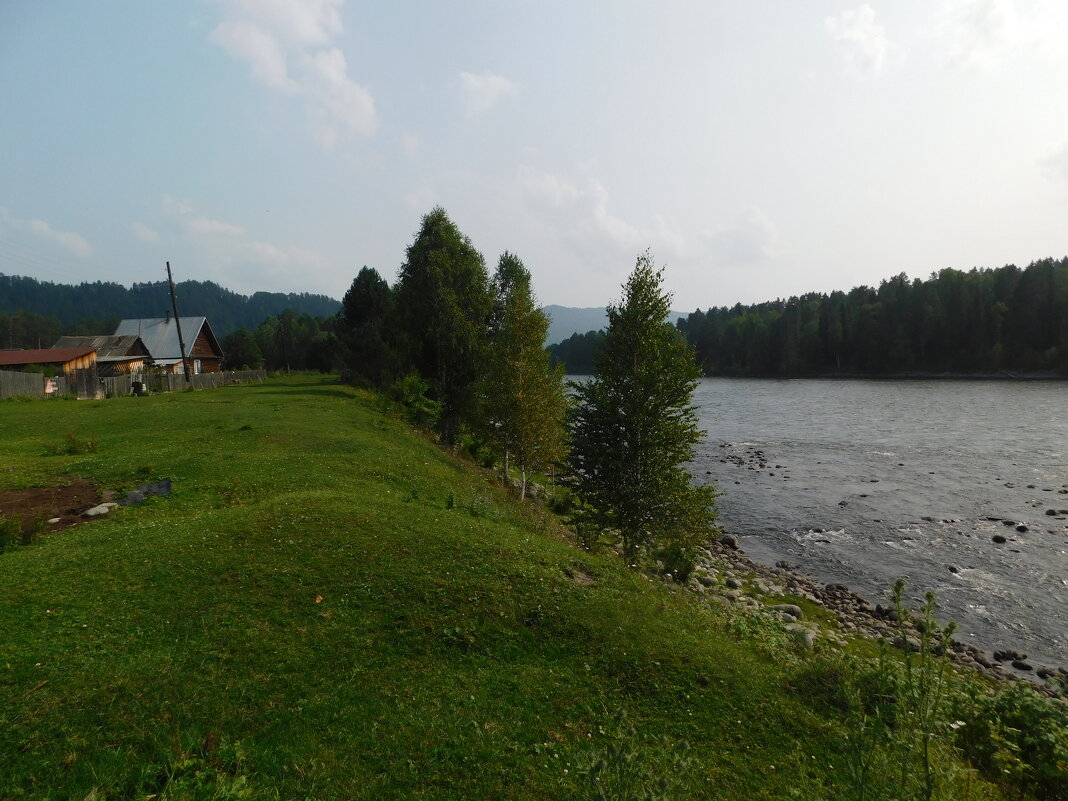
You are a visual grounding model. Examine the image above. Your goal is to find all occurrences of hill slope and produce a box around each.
[0,377,1018,799]
[0,273,340,337]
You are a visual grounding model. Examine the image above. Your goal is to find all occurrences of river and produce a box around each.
[688,378,1068,673]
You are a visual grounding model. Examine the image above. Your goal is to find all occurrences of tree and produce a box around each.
[566,251,717,560]
[339,266,395,387]
[481,253,568,498]
[393,207,492,444]
[220,327,263,370]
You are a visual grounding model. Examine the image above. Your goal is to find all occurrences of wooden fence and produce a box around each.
[0,370,45,399]
[4,369,268,400]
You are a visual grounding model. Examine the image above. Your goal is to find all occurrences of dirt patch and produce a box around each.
[0,479,101,535]
[565,565,597,586]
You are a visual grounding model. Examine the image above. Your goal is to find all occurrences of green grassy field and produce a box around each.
[0,376,1012,799]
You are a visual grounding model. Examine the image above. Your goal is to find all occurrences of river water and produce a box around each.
[688,378,1068,672]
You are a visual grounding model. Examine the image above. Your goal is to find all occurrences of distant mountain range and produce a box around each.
[542,304,688,345]
[0,273,340,338]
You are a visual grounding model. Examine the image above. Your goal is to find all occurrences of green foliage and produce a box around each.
[548,329,606,375]
[653,543,695,584]
[841,579,964,801]
[393,207,493,444]
[676,257,1068,376]
[566,251,718,560]
[339,266,396,387]
[575,707,694,801]
[388,372,441,429]
[953,682,1068,799]
[0,515,20,553]
[44,431,99,455]
[480,252,569,498]
[220,327,264,370]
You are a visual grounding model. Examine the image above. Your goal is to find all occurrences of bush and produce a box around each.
[44,431,99,455]
[388,373,441,430]
[0,515,20,553]
[654,542,695,584]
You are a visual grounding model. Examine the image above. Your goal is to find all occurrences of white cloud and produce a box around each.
[940,0,1049,70]
[704,207,779,266]
[131,222,161,244]
[210,0,377,146]
[516,165,685,267]
[825,5,897,76]
[187,217,246,236]
[1041,140,1068,184]
[0,207,93,257]
[460,71,518,115]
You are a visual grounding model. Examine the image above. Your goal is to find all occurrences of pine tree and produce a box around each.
[393,208,492,444]
[481,253,568,498]
[566,251,717,559]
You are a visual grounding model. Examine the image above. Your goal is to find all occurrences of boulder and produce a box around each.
[770,604,803,620]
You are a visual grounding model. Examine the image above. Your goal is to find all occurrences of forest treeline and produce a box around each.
[0,273,339,346]
[549,258,1068,376]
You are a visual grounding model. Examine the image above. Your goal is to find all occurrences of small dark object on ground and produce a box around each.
[118,479,173,506]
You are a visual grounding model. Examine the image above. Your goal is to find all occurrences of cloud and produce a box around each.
[210,0,377,145]
[704,207,778,266]
[516,165,684,267]
[460,71,518,115]
[940,0,1048,70]
[825,5,897,76]
[1041,140,1068,184]
[187,217,247,236]
[131,222,161,244]
[0,206,93,257]
[401,133,420,157]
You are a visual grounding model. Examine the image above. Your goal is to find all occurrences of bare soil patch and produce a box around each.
[0,479,101,534]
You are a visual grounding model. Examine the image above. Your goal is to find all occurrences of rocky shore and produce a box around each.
[684,532,1068,697]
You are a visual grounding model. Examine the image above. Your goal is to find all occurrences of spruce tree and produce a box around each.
[393,208,492,444]
[567,251,717,559]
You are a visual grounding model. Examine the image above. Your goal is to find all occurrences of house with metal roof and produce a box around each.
[114,316,224,374]
[53,335,151,376]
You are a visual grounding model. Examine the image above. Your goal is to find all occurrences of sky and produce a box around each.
[2,1,1067,312]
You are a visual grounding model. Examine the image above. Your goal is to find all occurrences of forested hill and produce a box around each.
[678,258,1068,377]
[549,258,1068,376]
[0,274,339,339]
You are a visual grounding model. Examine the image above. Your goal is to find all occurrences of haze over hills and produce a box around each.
[542,304,688,345]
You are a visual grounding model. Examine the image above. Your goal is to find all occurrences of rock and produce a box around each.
[719,534,739,550]
[1037,667,1055,680]
[47,517,61,524]
[894,635,922,653]
[1002,520,1017,526]
[1011,660,1033,672]
[725,577,743,590]
[82,505,112,518]
[786,623,816,650]
[994,649,1026,662]
[946,565,960,574]
[724,590,742,602]
[992,534,1007,544]
[771,604,803,620]
[775,560,792,570]
[1047,509,1058,516]
[697,574,716,588]
[1015,524,1028,533]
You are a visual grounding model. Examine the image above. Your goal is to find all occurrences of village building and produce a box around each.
[0,346,101,399]
[53,335,151,377]
[114,316,224,374]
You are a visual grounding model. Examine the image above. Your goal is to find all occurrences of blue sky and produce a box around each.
[2,1,1067,309]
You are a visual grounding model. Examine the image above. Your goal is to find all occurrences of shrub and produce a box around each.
[388,373,441,430]
[654,542,695,584]
[0,515,20,553]
[45,431,99,456]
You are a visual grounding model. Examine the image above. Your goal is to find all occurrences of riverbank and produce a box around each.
[687,533,1068,696]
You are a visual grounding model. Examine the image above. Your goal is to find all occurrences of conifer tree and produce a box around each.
[393,208,492,444]
[566,251,717,559]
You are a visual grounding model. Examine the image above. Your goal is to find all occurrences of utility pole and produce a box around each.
[166,262,192,384]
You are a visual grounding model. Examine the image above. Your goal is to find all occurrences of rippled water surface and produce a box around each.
[689,378,1068,671]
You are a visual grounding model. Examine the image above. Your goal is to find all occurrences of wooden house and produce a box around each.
[0,347,101,399]
[53,335,151,377]
[114,316,224,374]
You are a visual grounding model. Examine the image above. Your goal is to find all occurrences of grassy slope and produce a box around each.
[0,377,997,799]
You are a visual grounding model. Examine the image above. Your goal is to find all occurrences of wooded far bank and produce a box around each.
[549,257,1068,377]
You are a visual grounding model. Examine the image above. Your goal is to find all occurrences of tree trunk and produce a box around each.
[520,465,527,500]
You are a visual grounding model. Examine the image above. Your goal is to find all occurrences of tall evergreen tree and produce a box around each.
[339,266,395,387]
[566,251,717,559]
[393,207,492,444]
[481,253,568,498]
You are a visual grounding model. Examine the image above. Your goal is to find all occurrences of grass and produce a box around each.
[0,375,1017,799]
